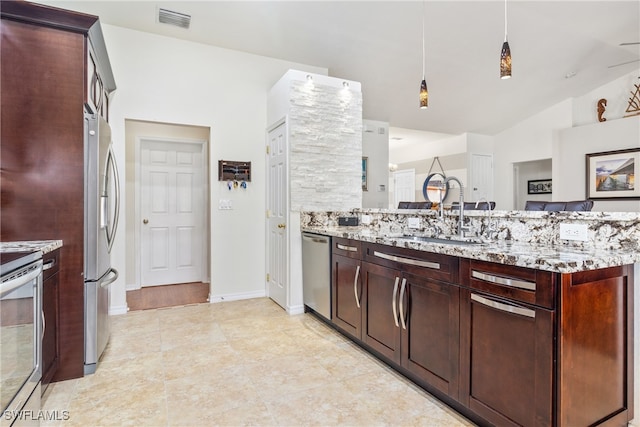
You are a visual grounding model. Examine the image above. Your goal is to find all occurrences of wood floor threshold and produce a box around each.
[126,282,209,311]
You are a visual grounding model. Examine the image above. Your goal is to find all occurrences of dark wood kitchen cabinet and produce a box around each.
[331,238,363,340]
[361,243,461,399]
[459,259,633,427]
[1,2,115,381]
[41,249,61,392]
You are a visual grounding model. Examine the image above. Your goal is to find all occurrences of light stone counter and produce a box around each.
[301,209,640,273]
[0,240,63,254]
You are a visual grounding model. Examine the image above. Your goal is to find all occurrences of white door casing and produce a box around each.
[266,122,288,309]
[393,169,416,207]
[139,139,205,287]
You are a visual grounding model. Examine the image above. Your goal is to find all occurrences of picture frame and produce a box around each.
[527,179,552,195]
[362,157,368,191]
[586,148,639,200]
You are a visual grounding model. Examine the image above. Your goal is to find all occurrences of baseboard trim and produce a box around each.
[287,304,305,315]
[125,282,140,291]
[209,289,266,303]
[109,304,128,316]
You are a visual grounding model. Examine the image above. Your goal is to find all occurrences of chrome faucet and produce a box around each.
[443,176,468,237]
[475,197,493,240]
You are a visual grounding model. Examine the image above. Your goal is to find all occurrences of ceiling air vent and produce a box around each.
[158,8,191,29]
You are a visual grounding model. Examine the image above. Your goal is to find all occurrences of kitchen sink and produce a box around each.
[399,235,485,245]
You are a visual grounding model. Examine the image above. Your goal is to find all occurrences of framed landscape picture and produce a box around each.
[586,148,640,199]
[528,179,552,194]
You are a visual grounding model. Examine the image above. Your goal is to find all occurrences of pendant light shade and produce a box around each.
[420,79,428,109]
[500,39,512,79]
[500,0,512,79]
[419,2,428,109]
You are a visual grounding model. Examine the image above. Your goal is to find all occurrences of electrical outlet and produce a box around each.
[559,223,588,241]
[407,217,420,229]
[361,214,371,225]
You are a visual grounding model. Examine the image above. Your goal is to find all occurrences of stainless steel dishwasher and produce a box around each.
[301,232,331,320]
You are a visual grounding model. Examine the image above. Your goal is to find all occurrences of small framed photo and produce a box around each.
[528,179,552,194]
[586,148,640,199]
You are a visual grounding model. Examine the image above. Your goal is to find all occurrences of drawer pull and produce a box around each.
[373,251,440,270]
[471,293,536,319]
[471,270,535,291]
[337,243,358,252]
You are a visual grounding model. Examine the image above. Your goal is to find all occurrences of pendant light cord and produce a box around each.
[504,0,508,41]
[422,1,425,79]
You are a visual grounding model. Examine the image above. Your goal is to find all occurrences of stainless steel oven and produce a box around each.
[1,251,43,426]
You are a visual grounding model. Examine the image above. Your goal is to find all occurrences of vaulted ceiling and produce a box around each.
[36,1,640,137]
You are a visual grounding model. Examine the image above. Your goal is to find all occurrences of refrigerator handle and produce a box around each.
[104,145,120,252]
[100,268,119,288]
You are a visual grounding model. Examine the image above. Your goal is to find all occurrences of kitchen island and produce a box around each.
[301,209,639,427]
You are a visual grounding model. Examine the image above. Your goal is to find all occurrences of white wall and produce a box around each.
[493,100,573,210]
[362,119,389,209]
[555,116,640,212]
[102,24,327,312]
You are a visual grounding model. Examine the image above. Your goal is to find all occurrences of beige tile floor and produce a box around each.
[41,298,476,427]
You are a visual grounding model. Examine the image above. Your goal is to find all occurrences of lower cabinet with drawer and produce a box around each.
[331,241,461,400]
[331,238,363,340]
[329,238,634,427]
[459,259,633,427]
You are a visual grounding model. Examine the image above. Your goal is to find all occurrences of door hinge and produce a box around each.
[266,273,270,282]
[266,146,270,155]
[266,209,271,218]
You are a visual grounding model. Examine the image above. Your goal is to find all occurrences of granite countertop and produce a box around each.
[0,240,63,255]
[302,226,640,274]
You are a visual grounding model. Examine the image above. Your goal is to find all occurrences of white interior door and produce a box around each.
[470,153,494,202]
[393,169,416,207]
[266,123,287,309]
[140,139,204,287]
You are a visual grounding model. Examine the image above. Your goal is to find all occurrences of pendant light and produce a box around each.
[419,1,428,108]
[500,0,512,79]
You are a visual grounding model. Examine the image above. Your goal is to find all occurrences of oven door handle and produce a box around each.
[0,264,42,297]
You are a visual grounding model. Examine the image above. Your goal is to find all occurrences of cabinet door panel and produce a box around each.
[332,254,361,339]
[401,272,459,399]
[460,289,553,427]
[362,262,401,363]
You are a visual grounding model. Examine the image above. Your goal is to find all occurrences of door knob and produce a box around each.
[277,223,286,229]
[143,219,149,224]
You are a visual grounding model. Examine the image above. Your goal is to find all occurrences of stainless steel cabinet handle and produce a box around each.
[353,265,361,309]
[471,293,536,319]
[373,251,440,270]
[392,277,400,327]
[41,309,46,340]
[471,270,536,291]
[337,244,358,252]
[399,278,407,330]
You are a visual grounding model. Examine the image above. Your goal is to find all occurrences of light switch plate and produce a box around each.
[361,214,371,225]
[407,217,420,229]
[218,199,233,210]
[559,223,588,241]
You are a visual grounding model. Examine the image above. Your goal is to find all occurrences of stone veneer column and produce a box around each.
[288,79,363,211]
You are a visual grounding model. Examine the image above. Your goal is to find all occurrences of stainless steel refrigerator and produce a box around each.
[84,112,120,375]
